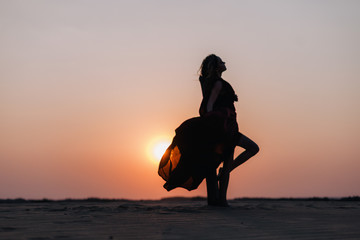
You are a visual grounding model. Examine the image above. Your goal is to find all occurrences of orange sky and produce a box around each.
[1,0,359,199]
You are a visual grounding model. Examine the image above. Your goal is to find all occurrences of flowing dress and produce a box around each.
[158,77,239,191]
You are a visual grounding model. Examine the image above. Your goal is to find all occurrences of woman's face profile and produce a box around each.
[217,57,227,73]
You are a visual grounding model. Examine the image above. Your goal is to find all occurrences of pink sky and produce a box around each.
[1,0,359,199]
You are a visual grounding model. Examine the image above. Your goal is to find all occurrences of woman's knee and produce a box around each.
[246,139,259,156]
[251,143,260,155]
[238,133,259,155]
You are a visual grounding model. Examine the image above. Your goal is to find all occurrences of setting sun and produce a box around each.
[147,137,172,164]
[153,141,171,160]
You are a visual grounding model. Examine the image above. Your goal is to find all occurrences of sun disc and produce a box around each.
[153,141,170,160]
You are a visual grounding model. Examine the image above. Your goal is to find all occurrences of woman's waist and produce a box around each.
[213,106,236,117]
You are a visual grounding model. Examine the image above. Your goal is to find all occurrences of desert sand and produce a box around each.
[1,197,359,239]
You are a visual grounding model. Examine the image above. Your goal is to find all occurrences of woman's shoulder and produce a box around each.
[209,76,224,87]
[220,78,236,93]
[217,78,231,88]
[219,77,229,84]
[201,76,220,89]
[207,76,222,83]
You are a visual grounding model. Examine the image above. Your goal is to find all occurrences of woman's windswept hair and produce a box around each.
[199,54,220,82]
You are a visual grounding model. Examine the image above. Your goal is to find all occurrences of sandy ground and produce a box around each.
[1,197,359,240]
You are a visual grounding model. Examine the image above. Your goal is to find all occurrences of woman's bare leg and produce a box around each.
[206,167,219,205]
[216,134,259,206]
[230,133,259,172]
[218,150,233,207]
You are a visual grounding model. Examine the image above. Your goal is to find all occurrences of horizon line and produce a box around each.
[1,196,359,203]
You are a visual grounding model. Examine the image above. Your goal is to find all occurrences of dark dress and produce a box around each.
[158,77,239,191]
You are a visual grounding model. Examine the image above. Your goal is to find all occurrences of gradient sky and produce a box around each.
[1,0,359,199]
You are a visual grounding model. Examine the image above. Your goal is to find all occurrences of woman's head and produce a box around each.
[199,54,226,80]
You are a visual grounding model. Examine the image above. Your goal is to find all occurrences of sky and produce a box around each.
[1,0,359,200]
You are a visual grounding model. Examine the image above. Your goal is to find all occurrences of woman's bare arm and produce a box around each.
[206,81,222,112]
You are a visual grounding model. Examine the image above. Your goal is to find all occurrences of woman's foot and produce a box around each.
[207,199,230,207]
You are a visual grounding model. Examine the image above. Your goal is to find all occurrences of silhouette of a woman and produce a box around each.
[158,54,259,206]
[199,54,259,206]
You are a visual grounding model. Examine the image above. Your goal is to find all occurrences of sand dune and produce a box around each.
[1,197,359,239]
